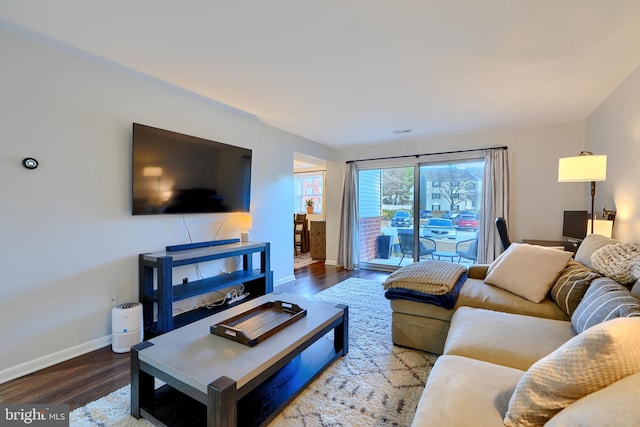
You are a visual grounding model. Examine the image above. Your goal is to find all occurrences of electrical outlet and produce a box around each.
[108,293,117,307]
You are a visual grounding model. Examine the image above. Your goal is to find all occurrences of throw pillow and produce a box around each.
[504,317,640,427]
[631,280,640,300]
[571,277,640,333]
[549,260,601,316]
[484,243,572,303]
[486,245,509,275]
[574,233,618,270]
[590,242,640,284]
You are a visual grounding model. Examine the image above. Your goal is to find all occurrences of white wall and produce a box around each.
[0,27,337,381]
[332,123,586,246]
[585,65,640,242]
[3,21,637,383]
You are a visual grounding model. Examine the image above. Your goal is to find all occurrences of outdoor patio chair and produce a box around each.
[455,238,478,263]
[397,228,436,264]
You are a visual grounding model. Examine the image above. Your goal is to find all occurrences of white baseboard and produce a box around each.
[275,275,296,287]
[0,335,112,384]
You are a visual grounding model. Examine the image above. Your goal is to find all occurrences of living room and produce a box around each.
[2,2,640,424]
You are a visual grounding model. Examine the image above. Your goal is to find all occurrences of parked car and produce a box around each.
[422,218,457,239]
[441,211,460,223]
[456,214,479,230]
[419,209,433,219]
[391,211,413,227]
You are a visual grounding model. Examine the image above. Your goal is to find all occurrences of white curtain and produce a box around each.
[337,163,359,270]
[478,148,510,263]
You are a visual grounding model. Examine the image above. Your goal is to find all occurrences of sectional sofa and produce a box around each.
[384,234,640,426]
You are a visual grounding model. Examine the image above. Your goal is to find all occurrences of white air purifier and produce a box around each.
[112,302,143,353]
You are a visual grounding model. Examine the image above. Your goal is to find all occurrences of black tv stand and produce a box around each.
[139,240,273,337]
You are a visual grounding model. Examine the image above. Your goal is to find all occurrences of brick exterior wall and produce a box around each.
[359,216,381,262]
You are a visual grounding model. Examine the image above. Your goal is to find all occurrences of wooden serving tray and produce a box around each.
[210,301,307,347]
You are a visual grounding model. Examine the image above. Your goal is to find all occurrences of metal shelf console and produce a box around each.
[139,240,273,336]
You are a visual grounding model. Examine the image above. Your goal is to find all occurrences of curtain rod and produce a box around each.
[345,145,508,164]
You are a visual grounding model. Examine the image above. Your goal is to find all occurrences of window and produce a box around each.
[294,171,325,214]
[354,158,484,270]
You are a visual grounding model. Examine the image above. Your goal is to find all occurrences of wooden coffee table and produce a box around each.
[131,293,348,426]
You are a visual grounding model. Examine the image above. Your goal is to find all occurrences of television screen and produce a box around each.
[132,123,252,215]
[562,210,588,240]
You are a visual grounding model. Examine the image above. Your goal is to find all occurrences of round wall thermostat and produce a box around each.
[22,158,39,169]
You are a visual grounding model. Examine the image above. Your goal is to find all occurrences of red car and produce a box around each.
[456,214,479,230]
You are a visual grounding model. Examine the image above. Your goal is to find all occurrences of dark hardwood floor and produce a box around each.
[0,261,389,410]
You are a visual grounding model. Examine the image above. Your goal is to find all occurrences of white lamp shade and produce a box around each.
[558,155,607,182]
[142,166,163,177]
[587,219,613,238]
[237,213,253,231]
[229,213,252,242]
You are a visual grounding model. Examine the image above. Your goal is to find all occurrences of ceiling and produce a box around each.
[3,1,640,147]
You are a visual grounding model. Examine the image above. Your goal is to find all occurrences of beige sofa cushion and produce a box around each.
[546,372,640,427]
[484,243,572,303]
[389,298,454,322]
[456,278,569,321]
[504,317,640,427]
[411,355,524,427]
[391,311,450,354]
[444,307,576,371]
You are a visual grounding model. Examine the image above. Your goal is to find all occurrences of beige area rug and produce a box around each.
[70,278,436,426]
[294,252,319,269]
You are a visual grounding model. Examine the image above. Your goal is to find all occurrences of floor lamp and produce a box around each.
[558,152,607,234]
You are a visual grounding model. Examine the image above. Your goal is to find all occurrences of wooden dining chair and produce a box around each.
[294,214,307,255]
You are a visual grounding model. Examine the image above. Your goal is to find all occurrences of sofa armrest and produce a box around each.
[467,264,490,279]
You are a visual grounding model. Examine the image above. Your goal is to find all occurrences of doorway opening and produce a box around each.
[294,154,326,269]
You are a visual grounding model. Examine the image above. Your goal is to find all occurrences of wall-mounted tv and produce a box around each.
[132,123,252,215]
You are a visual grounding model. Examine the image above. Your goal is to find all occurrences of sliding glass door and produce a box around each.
[357,158,484,270]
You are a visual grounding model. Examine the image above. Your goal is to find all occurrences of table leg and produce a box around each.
[130,342,154,419]
[208,376,237,427]
[334,304,349,355]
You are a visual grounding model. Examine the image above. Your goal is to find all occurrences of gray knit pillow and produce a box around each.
[550,260,601,316]
[572,277,640,333]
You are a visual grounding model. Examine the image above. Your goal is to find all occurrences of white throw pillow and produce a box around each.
[484,243,572,303]
[504,317,640,427]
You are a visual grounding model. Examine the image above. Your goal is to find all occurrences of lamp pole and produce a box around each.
[590,181,596,234]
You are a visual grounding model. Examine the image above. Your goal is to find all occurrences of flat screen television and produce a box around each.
[562,210,588,241]
[132,123,252,215]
